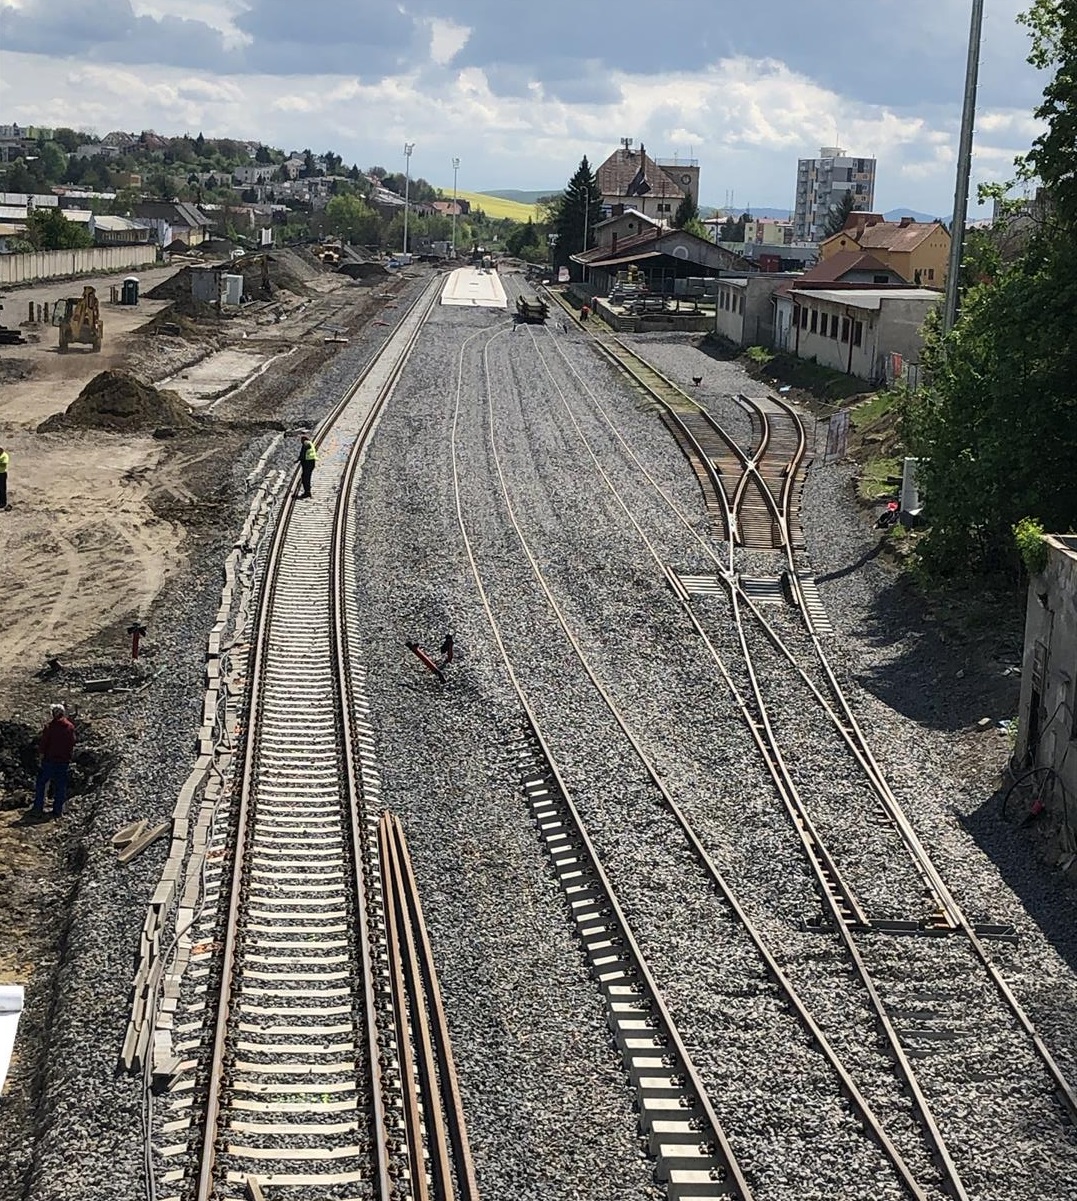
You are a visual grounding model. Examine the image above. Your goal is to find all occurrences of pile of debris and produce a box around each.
[337,262,390,281]
[38,370,199,434]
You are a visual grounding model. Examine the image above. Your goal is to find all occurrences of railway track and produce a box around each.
[448,314,961,1199]
[166,280,479,1201]
[504,288,1077,1195]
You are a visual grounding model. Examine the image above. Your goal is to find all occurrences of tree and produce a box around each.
[552,156,603,278]
[822,189,857,239]
[325,193,380,244]
[906,2,1077,576]
[255,144,272,164]
[3,158,39,194]
[681,216,712,242]
[53,127,82,154]
[673,192,699,230]
[25,207,93,250]
[718,212,748,242]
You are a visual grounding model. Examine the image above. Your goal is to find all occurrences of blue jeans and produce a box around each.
[34,760,69,815]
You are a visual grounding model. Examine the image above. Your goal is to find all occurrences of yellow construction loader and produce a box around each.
[54,285,103,353]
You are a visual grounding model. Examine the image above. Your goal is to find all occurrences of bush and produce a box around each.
[1014,516,1049,574]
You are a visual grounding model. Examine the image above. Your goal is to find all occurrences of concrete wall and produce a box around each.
[0,244,158,285]
[716,275,794,348]
[1015,536,1077,844]
[787,293,934,380]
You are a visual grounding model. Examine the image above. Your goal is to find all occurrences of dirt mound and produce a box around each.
[38,370,198,434]
[337,261,389,281]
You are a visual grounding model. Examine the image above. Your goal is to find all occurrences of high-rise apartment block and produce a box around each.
[794,147,876,242]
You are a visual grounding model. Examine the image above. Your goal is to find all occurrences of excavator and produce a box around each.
[53,285,103,353]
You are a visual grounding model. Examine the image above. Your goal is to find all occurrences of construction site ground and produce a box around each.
[0,248,412,1181]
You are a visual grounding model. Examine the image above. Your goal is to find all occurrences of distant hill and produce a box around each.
[481,189,559,205]
[455,190,538,220]
[883,206,946,223]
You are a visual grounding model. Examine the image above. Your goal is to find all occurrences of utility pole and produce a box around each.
[942,0,984,335]
[451,156,460,258]
[402,141,414,257]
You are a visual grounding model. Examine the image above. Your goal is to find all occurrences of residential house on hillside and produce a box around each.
[133,201,210,246]
[820,213,950,288]
[432,199,470,217]
[594,144,695,224]
[89,214,150,246]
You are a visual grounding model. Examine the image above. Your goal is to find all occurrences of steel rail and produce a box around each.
[452,317,758,1198]
[381,811,479,1201]
[518,318,965,1200]
[475,323,934,1199]
[757,400,1077,1125]
[193,282,436,1201]
[533,320,1077,1189]
[387,811,481,1201]
[534,303,1077,1175]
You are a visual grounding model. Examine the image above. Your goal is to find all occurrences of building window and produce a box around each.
[841,317,850,342]
[831,316,839,339]
[927,268,935,280]
[853,320,863,346]
[846,168,853,181]
[810,309,818,332]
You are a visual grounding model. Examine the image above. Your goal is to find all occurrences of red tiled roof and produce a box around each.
[798,250,902,283]
[826,217,947,254]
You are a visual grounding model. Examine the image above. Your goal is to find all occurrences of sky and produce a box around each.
[0,0,1051,217]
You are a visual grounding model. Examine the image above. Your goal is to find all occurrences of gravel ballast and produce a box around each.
[11,291,1077,1200]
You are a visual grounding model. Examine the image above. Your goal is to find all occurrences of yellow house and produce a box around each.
[820,214,950,288]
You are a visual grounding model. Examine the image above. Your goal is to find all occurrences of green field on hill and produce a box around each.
[454,190,538,221]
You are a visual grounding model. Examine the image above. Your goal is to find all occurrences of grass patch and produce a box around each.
[745,345,774,365]
[850,390,898,430]
[858,455,903,502]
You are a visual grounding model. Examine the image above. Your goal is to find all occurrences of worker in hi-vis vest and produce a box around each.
[298,435,317,499]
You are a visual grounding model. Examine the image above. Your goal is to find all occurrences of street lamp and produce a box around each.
[402,141,414,257]
[451,157,460,258]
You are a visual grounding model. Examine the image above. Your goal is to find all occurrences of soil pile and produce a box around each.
[38,370,198,434]
[337,261,389,281]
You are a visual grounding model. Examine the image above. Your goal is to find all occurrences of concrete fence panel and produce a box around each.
[0,245,158,286]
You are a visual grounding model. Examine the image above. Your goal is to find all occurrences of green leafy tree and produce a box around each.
[255,144,273,164]
[906,1,1077,575]
[673,192,699,229]
[25,207,93,250]
[52,127,82,154]
[552,156,603,279]
[681,216,712,241]
[325,193,381,244]
[3,158,40,193]
[822,189,857,238]
[718,212,749,242]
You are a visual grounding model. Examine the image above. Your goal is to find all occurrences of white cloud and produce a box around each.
[129,0,252,49]
[427,17,469,66]
[0,46,1046,214]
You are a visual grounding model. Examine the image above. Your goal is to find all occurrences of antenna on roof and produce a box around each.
[620,137,634,157]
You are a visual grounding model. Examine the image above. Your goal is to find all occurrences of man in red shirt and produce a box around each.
[33,703,76,818]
